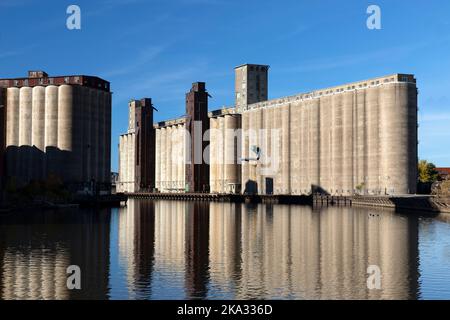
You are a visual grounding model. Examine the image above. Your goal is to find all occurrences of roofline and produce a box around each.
[0,74,110,83]
[234,64,270,69]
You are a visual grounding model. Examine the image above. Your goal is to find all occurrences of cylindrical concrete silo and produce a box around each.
[97,91,106,184]
[155,128,161,190]
[380,83,417,194]
[104,93,112,185]
[366,87,380,194]
[160,127,167,192]
[272,106,282,194]
[209,117,217,193]
[177,125,184,191]
[31,86,45,181]
[166,126,173,192]
[319,96,331,193]
[19,87,32,184]
[45,86,59,179]
[58,85,74,184]
[89,89,99,182]
[331,94,343,195]
[241,112,249,194]
[6,87,20,180]
[342,92,354,195]
[311,99,321,191]
[80,87,91,184]
[281,104,291,194]
[224,115,240,194]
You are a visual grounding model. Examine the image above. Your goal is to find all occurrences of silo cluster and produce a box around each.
[154,120,186,192]
[209,112,241,193]
[0,72,112,191]
[116,65,418,196]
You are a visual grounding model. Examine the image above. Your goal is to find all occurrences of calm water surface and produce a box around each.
[1,199,450,300]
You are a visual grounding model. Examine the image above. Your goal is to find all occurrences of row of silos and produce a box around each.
[209,114,241,194]
[238,81,417,195]
[118,133,136,192]
[5,85,111,188]
[155,122,186,192]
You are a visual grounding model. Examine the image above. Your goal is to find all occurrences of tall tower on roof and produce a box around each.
[234,64,269,108]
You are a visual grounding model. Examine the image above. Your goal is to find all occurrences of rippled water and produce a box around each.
[0,199,450,300]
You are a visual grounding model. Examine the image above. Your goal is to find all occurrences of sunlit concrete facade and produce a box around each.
[0,71,112,191]
[154,118,187,193]
[210,67,418,196]
[119,65,418,195]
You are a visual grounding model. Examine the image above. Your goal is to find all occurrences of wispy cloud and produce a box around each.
[100,44,168,78]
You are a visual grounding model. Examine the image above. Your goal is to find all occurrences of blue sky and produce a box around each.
[1,0,449,171]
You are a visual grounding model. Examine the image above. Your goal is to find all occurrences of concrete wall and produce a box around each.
[4,85,112,189]
[239,77,418,195]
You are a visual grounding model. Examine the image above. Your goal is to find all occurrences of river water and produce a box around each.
[0,199,449,300]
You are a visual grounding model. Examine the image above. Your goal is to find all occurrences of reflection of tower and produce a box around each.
[118,199,155,298]
[184,201,210,299]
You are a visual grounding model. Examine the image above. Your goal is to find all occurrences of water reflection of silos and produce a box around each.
[184,201,210,299]
[118,199,155,298]
[0,209,111,300]
[209,202,242,292]
[233,204,419,299]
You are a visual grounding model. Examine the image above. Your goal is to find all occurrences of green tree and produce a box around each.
[418,160,439,183]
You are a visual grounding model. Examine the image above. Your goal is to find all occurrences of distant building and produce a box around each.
[0,71,112,192]
[436,168,450,180]
[118,99,155,193]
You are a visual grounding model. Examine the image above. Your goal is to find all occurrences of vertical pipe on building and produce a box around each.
[241,112,249,194]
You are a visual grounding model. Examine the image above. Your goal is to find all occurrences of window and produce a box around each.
[64,77,69,83]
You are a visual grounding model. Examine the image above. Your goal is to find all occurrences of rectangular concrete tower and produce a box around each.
[235,64,269,108]
[185,82,210,192]
[135,98,156,191]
